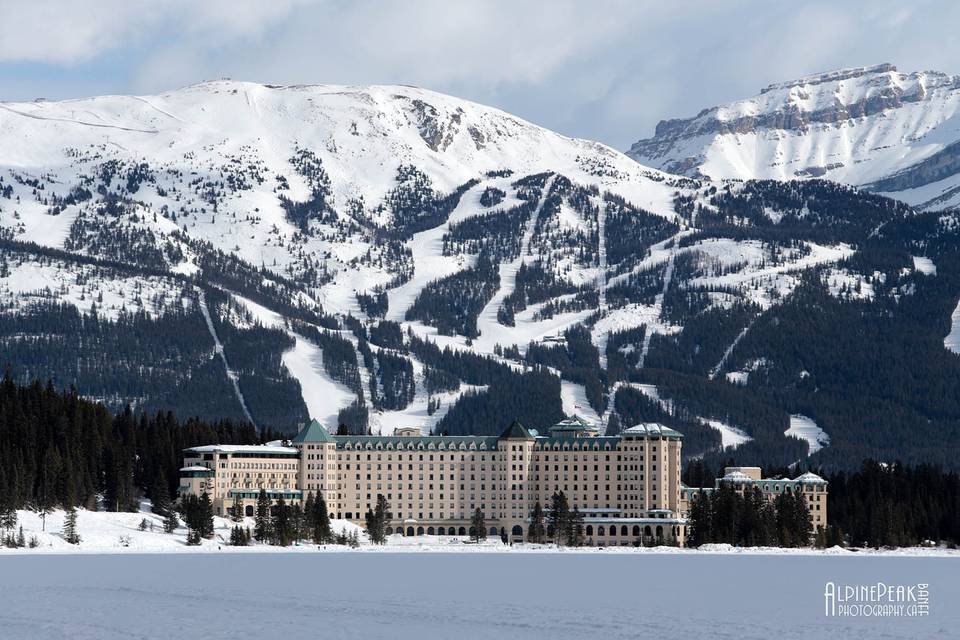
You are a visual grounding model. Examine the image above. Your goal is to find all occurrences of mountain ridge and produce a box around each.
[627,63,960,210]
[2,78,960,471]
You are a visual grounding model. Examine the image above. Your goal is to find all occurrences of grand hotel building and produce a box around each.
[180,416,688,545]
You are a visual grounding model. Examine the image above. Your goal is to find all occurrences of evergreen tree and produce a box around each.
[151,471,170,517]
[567,507,585,546]
[528,501,546,543]
[0,505,16,532]
[291,502,306,542]
[470,508,486,541]
[793,490,814,546]
[365,494,391,545]
[758,498,779,547]
[63,506,81,544]
[163,508,179,534]
[303,493,315,533]
[312,495,331,544]
[711,483,741,544]
[229,525,248,546]
[547,491,570,546]
[272,496,292,546]
[605,413,621,437]
[773,491,796,547]
[231,493,244,523]
[254,488,272,542]
[686,490,712,547]
[364,508,377,543]
[198,491,215,539]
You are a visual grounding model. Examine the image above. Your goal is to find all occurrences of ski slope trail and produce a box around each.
[596,197,609,368]
[473,175,556,353]
[197,289,258,430]
[385,182,487,323]
[229,294,356,427]
[709,321,755,380]
[637,240,679,369]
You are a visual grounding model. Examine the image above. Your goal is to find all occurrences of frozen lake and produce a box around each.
[0,553,955,639]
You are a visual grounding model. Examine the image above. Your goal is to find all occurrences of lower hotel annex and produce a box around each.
[180,417,827,546]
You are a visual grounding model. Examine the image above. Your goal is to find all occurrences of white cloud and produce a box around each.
[0,0,311,63]
[0,0,958,149]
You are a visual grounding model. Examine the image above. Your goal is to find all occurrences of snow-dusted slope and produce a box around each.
[0,80,679,309]
[628,63,960,210]
[0,79,914,462]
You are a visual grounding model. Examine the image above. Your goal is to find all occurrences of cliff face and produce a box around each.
[627,64,960,210]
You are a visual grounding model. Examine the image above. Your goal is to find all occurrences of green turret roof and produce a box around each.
[500,419,534,440]
[291,419,336,444]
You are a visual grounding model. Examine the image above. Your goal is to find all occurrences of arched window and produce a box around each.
[632,525,641,537]
[656,525,663,540]
[512,525,523,537]
[489,526,498,536]
[416,526,425,536]
[427,527,435,535]
[597,526,605,536]
[386,526,394,535]
[644,525,652,537]
[245,505,254,517]
[437,527,446,536]
[586,525,593,536]
[458,526,467,536]
[620,525,628,536]
[609,526,616,536]
[406,526,415,536]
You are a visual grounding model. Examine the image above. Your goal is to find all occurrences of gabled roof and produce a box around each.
[720,470,754,483]
[622,423,684,439]
[549,415,600,434]
[552,415,594,429]
[500,419,534,440]
[291,419,336,444]
[793,471,828,484]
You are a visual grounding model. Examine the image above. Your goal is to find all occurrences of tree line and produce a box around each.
[0,376,278,518]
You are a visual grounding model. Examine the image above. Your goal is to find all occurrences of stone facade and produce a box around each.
[680,466,829,532]
[180,416,687,545]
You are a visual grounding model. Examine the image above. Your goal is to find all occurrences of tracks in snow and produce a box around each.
[637,239,679,369]
[596,198,609,369]
[473,175,556,352]
[0,103,159,134]
[709,321,755,380]
[197,289,258,430]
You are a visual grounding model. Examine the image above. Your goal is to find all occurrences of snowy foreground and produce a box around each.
[0,552,956,639]
[2,506,959,558]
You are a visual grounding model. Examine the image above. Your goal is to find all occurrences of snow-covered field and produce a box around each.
[0,551,955,639]
[945,299,960,354]
[786,414,831,454]
[5,506,956,558]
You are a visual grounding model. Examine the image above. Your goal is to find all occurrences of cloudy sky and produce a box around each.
[0,0,958,149]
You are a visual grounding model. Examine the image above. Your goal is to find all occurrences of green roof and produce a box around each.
[622,423,684,439]
[500,419,534,440]
[549,415,600,433]
[291,419,336,444]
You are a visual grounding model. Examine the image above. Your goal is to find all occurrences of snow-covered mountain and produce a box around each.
[0,80,685,427]
[627,63,960,210]
[2,79,960,471]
